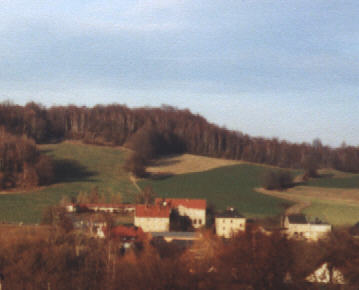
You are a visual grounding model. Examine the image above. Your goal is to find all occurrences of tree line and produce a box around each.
[1,101,359,173]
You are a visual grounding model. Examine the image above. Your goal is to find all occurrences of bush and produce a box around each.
[262,170,294,190]
[124,152,147,178]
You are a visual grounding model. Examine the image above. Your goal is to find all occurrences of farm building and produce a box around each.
[215,208,246,238]
[134,205,170,232]
[155,198,206,228]
[75,203,135,213]
[283,214,332,241]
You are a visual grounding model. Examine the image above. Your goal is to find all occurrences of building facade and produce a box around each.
[283,214,332,241]
[134,205,170,232]
[155,198,206,228]
[215,208,246,238]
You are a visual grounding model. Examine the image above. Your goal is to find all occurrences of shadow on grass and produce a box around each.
[148,172,174,180]
[53,159,98,183]
[318,173,334,178]
[151,159,181,167]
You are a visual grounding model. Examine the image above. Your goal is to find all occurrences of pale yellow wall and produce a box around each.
[285,222,332,241]
[215,217,246,238]
[134,217,169,232]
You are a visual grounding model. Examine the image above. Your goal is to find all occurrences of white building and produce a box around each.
[134,205,170,232]
[283,214,332,241]
[155,198,206,228]
[215,208,246,238]
[80,203,135,213]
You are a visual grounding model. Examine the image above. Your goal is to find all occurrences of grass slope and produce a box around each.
[306,174,359,189]
[140,164,293,219]
[0,142,138,224]
[303,200,359,226]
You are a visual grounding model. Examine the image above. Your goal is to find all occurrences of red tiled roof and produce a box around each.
[111,226,144,239]
[135,205,170,218]
[155,198,206,210]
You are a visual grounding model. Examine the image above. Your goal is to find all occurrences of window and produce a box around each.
[193,219,197,224]
[198,219,202,225]
[230,220,233,223]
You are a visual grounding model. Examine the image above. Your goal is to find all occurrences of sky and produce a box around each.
[0,0,358,147]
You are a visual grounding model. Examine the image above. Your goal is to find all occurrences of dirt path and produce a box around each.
[255,187,312,215]
[130,175,142,193]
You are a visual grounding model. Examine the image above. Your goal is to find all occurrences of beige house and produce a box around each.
[134,205,170,232]
[155,198,206,228]
[215,208,246,238]
[283,214,332,241]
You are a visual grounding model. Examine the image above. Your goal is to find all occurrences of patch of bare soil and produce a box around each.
[146,154,243,175]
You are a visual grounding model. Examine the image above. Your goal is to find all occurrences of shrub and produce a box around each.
[262,169,294,190]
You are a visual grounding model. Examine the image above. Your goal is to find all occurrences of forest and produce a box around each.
[0,101,358,177]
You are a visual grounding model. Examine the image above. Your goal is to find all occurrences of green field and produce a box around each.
[303,200,359,226]
[0,142,139,224]
[139,164,293,219]
[306,174,359,189]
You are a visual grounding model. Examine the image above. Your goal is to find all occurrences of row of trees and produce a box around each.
[0,129,54,189]
[1,225,359,289]
[1,101,359,172]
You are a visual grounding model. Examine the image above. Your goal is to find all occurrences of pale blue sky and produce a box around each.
[0,0,358,146]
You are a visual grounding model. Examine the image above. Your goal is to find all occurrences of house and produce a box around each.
[134,205,170,232]
[155,198,206,228]
[78,203,136,214]
[283,214,332,241]
[215,208,246,238]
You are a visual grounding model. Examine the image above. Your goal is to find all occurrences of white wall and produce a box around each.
[177,205,206,228]
[215,217,246,238]
[134,217,169,232]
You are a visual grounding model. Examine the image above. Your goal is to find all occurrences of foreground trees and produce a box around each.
[1,226,359,289]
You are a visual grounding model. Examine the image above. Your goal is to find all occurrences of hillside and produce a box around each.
[0,142,139,223]
[144,154,359,225]
[1,142,358,226]
[141,163,295,219]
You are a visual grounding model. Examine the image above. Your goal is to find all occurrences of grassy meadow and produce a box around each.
[306,174,359,189]
[0,142,139,224]
[303,200,359,226]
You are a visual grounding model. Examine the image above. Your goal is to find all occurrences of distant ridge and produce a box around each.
[0,101,358,172]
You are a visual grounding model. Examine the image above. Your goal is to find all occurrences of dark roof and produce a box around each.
[216,209,244,218]
[287,214,308,224]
